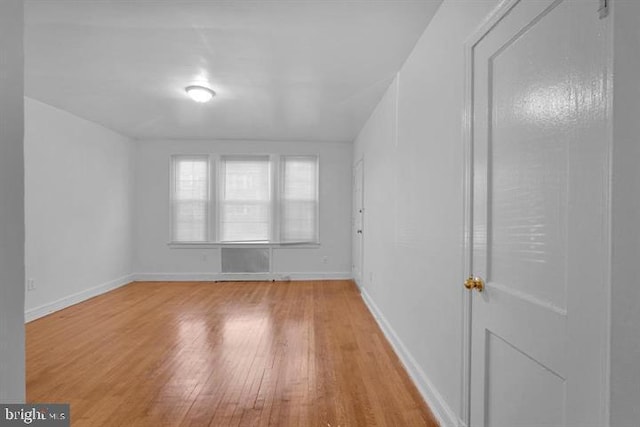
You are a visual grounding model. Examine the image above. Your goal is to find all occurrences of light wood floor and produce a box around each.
[27,280,437,426]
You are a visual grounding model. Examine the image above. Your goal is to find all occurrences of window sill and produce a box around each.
[168,242,321,249]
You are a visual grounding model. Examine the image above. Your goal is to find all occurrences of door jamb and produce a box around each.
[353,157,364,289]
[461,1,526,426]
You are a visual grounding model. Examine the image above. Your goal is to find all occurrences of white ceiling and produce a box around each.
[25,0,442,142]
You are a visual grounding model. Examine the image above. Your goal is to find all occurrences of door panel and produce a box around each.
[488,0,571,311]
[486,331,566,427]
[469,0,609,426]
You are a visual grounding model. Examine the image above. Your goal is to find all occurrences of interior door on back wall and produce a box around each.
[467,0,610,426]
[353,159,364,287]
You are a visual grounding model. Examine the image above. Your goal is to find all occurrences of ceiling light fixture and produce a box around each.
[185,85,216,103]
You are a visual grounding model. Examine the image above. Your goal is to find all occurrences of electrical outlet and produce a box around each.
[322,256,328,264]
[27,278,35,291]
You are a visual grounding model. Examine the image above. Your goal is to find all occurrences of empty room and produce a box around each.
[1,0,639,426]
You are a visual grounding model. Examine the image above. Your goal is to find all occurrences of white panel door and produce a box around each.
[469,1,610,426]
[353,159,364,286]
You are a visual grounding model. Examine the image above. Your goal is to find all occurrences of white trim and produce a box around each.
[25,274,134,322]
[133,273,219,282]
[281,272,352,281]
[352,157,364,288]
[460,16,475,426]
[132,272,352,282]
[394,73,400,147]
[168,242,321,249]
[602,0,614,423]
[360,288,461,427]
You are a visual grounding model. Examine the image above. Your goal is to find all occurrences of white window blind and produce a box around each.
[171,156,210,242]
[280,156,319,243]
[219,156,271,242]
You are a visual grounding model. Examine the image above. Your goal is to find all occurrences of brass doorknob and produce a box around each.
[464,276,484,292]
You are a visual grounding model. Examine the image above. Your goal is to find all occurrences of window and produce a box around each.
[219,156,271,242]
[170,154,319,244]
[170,156,210,242]
[280,156,319,243]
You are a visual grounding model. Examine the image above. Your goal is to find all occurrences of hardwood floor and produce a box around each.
[27,280,437,426]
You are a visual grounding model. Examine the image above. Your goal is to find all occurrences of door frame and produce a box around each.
[353,157,365,289]
[460,1,613,425]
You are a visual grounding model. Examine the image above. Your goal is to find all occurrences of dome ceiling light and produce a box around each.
[185,85,216,103]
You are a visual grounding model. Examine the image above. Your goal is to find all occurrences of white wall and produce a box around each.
[611,1,640,426]
[133,139,352,279]
[24,98,135,321]
[0,0,25,403]
[353,1,498,425]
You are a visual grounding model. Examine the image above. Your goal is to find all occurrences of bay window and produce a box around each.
[170,154,319,245]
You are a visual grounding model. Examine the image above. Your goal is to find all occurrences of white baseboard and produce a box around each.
[281,272,353,280]
[25,274,134,323]
[132,272,353,282]
[133,273,219,282]
[353,276,364,290]
[361,288,461,427]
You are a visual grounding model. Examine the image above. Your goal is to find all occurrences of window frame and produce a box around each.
[218,154,272,243]
[169,154,212,244]
[279,155,320,244]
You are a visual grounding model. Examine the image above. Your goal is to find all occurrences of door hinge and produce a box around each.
[599,0,609,19]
